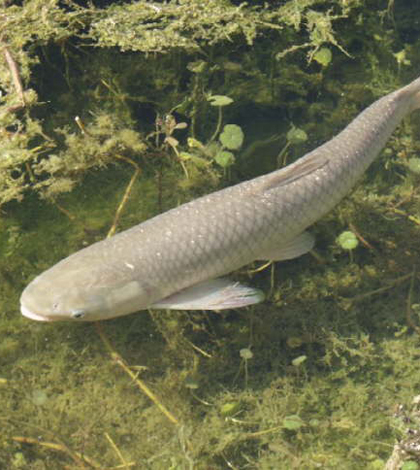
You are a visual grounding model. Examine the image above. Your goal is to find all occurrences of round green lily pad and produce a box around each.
[219,124,244,150]
[313,47,332,67]
[337,231,359,251]
[215,150,235,168]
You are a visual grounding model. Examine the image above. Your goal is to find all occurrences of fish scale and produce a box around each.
[20,75,420,321]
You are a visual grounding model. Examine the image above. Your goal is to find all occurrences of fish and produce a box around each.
[20,75,420,322]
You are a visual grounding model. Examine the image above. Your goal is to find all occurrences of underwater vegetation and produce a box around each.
[2,0,420,468]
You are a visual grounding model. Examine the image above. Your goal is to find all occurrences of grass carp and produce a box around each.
[20,75,420,321]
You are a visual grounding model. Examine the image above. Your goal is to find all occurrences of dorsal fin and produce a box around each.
[252,150,328,194]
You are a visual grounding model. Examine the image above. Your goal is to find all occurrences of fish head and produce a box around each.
[20,260,152,322]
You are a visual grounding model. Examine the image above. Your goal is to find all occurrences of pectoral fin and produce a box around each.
[151,278,264,311]
[257,231,314,261]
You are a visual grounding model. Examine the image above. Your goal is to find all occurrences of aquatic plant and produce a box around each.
[166,95,245,174]
[313,47,333,67]
[0,0,368,206]
[337,230,359,251]
[219,124,244,151]
[277,125,308,166]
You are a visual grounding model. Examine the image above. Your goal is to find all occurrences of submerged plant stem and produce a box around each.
[104,432,134,468]
[52,200,78,221]
[348,222,375,250]
[406,266,420,335]
[210,106,223,142]
[94,322,179,425]
[12,435,100,468]
[3,45,25,107]
[92,157,179,426]
[348,273,412,303]
[107,155,141,238]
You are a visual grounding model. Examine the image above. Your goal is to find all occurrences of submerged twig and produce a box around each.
[104,432,134,469]
[247,260,272,274]
[209,105,223,142]
[52,200,78,221]
[12,435,100,468]
[107,155,141,237]
[384,442,405,470]
[185,337,212,358]
[75,115,91,136]
[348,222,375,251]
[94,322,179,425]
[346,273,412,303]
[406,266,420,335]
[309,249,326,264]
[3,45,25,108]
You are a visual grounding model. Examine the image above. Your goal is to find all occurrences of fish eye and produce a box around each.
[71,309,86,319]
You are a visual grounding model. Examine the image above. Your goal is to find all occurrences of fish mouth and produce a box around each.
[20,303,54,322]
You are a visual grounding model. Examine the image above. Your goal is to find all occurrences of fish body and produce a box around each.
[21,76,420,321]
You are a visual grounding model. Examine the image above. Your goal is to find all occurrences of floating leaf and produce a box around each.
[187,60,207,74]
[337,231,359,251]
[282,415,305,430]
[292,355,307,367]
[393,50,411,67]
[215,150,235,168]
[208,95,233,107]
[219,124,244,150]
[240,348,253,360]
[164,136,179,148]
[220,402,241,417]
[313,47,332,67]
[408,158,420,175]
[287,126,307,145]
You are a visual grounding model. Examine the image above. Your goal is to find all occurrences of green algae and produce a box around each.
[2,0,420,469]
